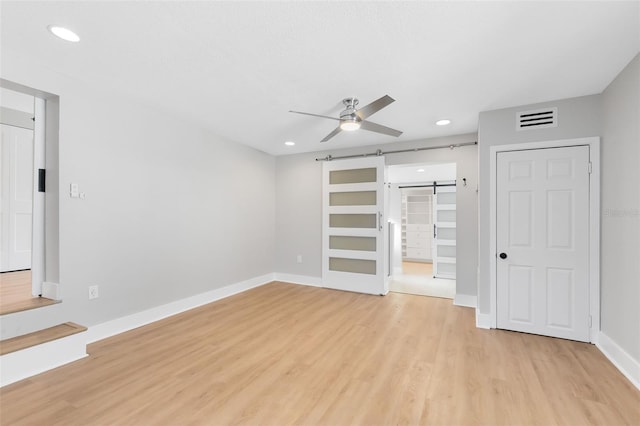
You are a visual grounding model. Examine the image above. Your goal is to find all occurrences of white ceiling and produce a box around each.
[1,1,638,156]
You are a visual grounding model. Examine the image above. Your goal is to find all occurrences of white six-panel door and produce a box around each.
[322,156,387,295]
[0,124,34,272]
[496,146,590,342]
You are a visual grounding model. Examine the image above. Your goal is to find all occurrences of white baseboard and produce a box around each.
[476,311,491,329]
[453,294,476,308]
[0,331,87,387]
[596,331,640,390]
[41,281,61,300]
[86,273,274,344]
[273,273,322,287]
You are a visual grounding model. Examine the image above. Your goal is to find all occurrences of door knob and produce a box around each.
[499,253,508,259]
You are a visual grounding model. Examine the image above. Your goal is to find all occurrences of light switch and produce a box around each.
[70,183,79,198]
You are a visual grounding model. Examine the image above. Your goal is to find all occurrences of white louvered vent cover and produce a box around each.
[516,107,558,131]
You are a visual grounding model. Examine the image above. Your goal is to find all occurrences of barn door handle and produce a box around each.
[378,212,383,231]
[499,253,508,259]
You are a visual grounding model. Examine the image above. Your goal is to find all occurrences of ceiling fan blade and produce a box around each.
[321,126,343,142]
[289,110,340,121]
[359,120,403,137]
[355,95,395,120]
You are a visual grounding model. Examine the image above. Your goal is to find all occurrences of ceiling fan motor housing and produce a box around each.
[340,97,360,121]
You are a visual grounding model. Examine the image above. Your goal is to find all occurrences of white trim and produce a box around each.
[328,205,378,214]
[328,249,377,260]
[41,281,61,300]
[488,137,600,340]
[31,97,45,297]
[597,332,640,390]
[476,311,491,329]
[86,273,274,344]
[326,228,378,237]
[453,294,476,308]
[273,273,323,287]
[0,330,87,387]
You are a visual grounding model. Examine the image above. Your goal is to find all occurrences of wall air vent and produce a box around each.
[516,107,558,131]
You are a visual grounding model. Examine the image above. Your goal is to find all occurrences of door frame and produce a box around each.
[1,79,59,299]
[32,98,46,296]
[0,101,43,296]
[489,137,600,342]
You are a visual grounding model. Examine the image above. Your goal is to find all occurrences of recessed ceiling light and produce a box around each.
[284,141,295,146]
[436,119,451,126]
[47,25,80,42]
[417,168,425,172]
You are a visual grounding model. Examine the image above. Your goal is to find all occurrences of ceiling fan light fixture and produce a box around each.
[340,120,361,131]
[47,25,80,42]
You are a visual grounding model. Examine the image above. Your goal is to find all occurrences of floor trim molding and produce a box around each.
[453,294,476,308]
[596,331,640,390]
[87,273,274,344]
[476,311,491,329]
[273,273,322,287]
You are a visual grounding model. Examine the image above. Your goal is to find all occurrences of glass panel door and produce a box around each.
[322,157,387,295]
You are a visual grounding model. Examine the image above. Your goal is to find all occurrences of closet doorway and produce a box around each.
[388,162,456,299]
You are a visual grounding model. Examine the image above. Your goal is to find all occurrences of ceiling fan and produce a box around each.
[289,95,403,142]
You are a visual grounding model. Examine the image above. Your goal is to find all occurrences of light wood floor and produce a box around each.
[401,261,433,275]
[1,282,638,425]
[0,270,57,315]
[390,261,455,299]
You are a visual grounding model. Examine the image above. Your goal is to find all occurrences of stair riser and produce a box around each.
[0,303,66,340]
[0,331,87,386]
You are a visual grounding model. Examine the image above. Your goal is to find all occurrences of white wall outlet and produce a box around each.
[296,254,303,264]
[88,285,99,300]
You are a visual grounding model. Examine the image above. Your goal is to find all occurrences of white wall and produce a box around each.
[275,133,478,298]
[0,88,34,113]
[477,94,602,314]
[477,56,640,372]
[601,53,639,362]
[1,53,276,329]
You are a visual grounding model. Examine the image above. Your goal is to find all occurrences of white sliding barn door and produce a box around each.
[496,146,590,342]
[432,186,456,279]
[322,157,387,295]
[0,124,34,272]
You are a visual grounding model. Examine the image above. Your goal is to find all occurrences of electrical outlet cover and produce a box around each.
[88,285,99,300]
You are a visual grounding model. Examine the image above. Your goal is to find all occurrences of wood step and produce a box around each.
[0,322,87,356]
[0,270,59,315]
[0,296,59,316]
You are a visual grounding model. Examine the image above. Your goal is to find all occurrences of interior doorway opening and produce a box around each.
[387,162,456,299]
[0,81,57,313]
